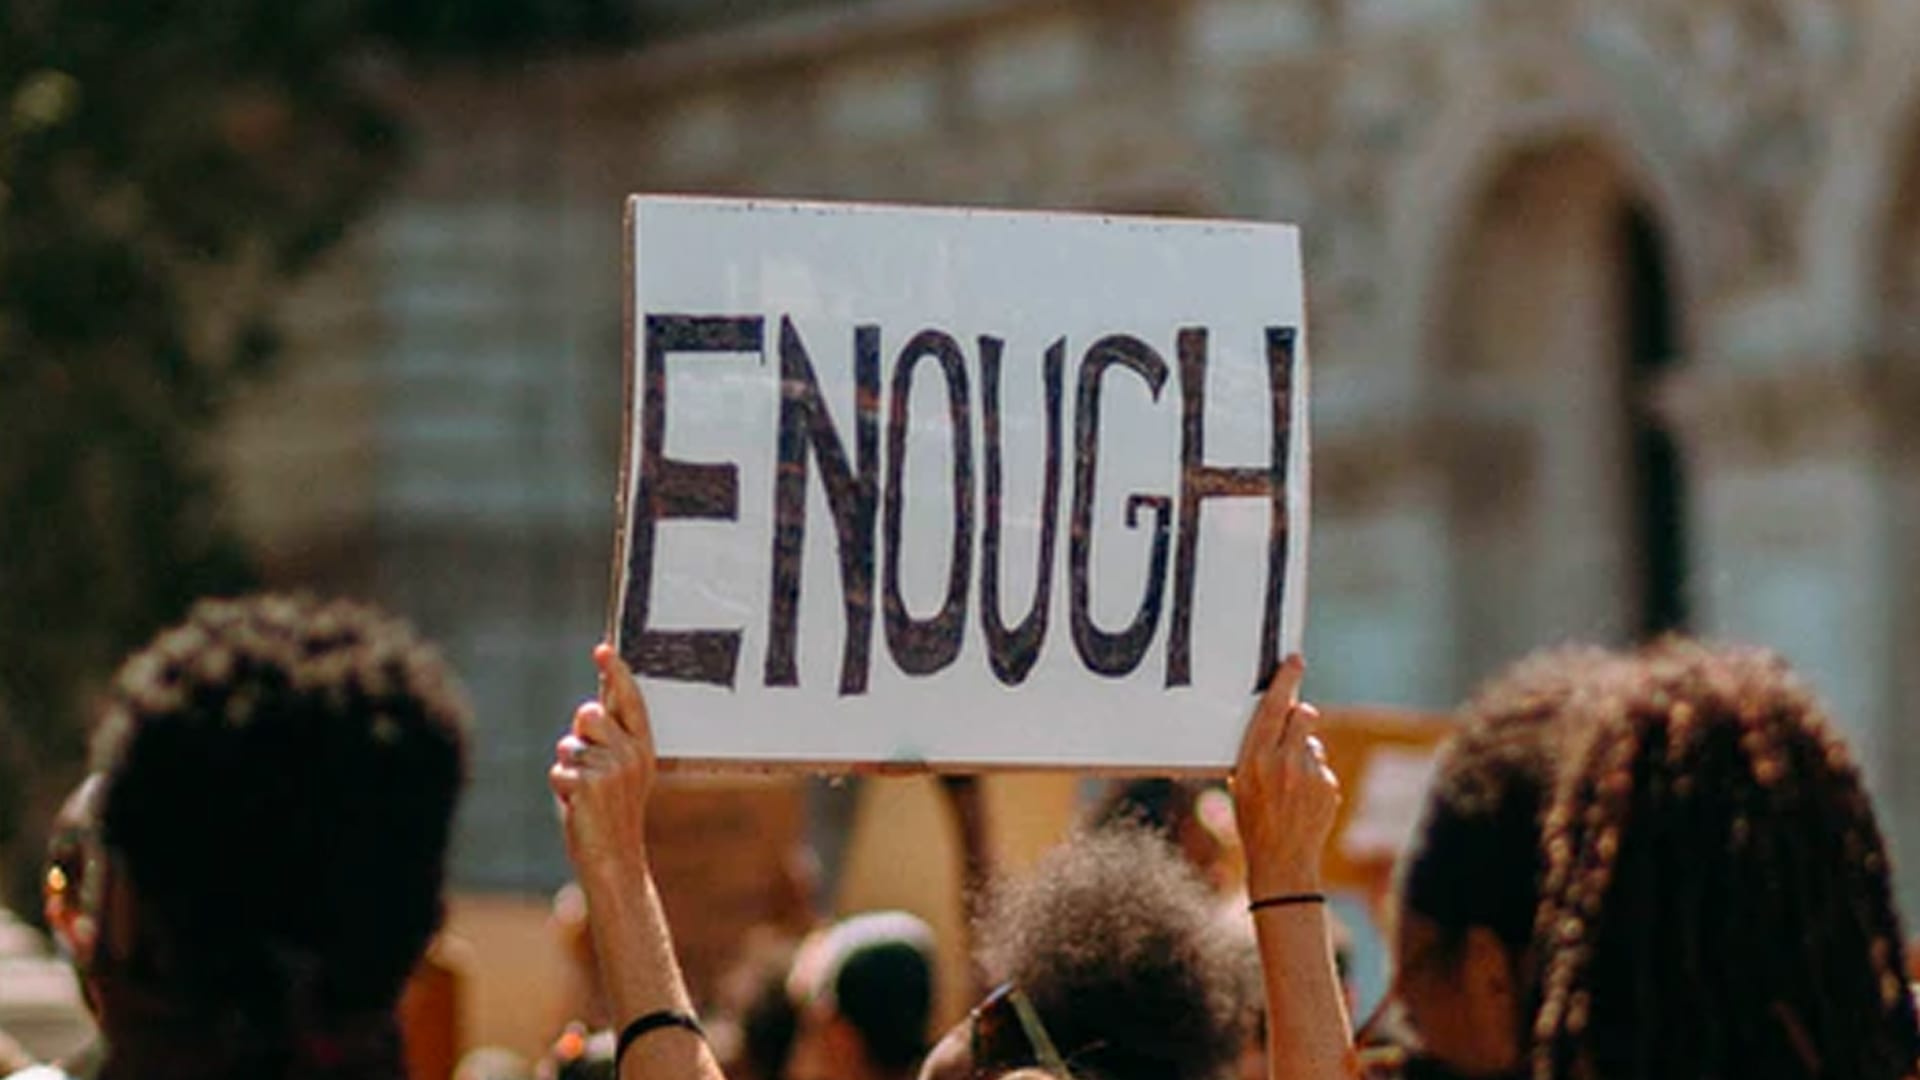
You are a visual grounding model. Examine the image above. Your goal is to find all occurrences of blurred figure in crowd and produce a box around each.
[44,595,468,1080]
[1530,640,1920,1080]
[784,912,935,1080]
[706,848,818,1080]
[920,825,1251,1080]
[707,933,799,1080]
[1092,779,1232,890]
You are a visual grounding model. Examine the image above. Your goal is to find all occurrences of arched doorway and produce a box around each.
[1436,139,1687,695]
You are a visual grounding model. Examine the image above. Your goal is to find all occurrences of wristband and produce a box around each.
[1248,891,1326,913]
[615,1009,704,1071]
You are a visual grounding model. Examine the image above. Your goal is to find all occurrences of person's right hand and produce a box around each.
[549,643,658,885]
[1230,655,1341,898]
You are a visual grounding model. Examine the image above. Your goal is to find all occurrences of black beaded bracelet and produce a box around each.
[615,1009,705,1071]
[1247,891,1326,913]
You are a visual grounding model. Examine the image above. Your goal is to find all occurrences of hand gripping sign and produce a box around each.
[610,197,1310,772]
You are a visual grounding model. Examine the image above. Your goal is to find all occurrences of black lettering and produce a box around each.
[882,330,974,675]
[622,314,762,686]
[1166,326,1294,690]
[979,337,1065,686]
[765,319,880,694]
[1070,335,1172,678]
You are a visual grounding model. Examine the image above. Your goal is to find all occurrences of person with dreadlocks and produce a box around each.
[1231,647,1621,1080]
[1349,647,1618,1080]
[1529,639,1920,1080]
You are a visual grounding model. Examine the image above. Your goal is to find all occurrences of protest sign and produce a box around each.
[612,196,1309,771]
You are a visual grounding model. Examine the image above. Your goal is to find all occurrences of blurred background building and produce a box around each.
[10,0,1920,1062]
[223,0,1920,910]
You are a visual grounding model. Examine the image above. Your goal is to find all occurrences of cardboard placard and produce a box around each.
[1313,707,1455,896]
[613,196,1309,771]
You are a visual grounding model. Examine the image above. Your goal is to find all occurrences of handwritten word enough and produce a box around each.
[621,314,1296,695]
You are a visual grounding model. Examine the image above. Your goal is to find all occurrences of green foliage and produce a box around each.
[0,0,638,917]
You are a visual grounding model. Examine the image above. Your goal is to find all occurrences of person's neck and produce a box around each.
[93,982,404,1080]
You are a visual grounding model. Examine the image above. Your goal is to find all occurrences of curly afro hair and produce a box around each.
[974,825,1250,1080]
[92,594,469,1019]
[1531,638,1920,1080]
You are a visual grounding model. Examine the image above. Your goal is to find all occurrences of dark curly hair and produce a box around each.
[1530,639,1920,1080]
[974,825,1249,1080]
[92,594,469,1019]
[1400,646,1619,957]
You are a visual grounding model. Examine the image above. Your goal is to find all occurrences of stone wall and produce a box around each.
[227,0,1920,906]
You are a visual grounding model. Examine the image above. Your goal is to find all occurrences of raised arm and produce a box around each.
[1231,656,1355,1080]
[549,644,726,1080]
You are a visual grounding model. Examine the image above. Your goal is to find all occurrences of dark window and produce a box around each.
[1620,204,1688,636]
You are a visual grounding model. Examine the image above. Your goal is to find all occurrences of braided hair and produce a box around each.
[1529,639,1920,1080]
[1402,646,1620,960]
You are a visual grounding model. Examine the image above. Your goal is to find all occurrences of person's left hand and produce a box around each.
[549,643,657,884]
[1230,655,1341,898]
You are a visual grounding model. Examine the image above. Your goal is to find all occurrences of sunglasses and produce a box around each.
[1348,982,1412,1075]
[967,983,1074,1078]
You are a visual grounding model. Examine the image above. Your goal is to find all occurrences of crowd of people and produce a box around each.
[4,592,1920,1080]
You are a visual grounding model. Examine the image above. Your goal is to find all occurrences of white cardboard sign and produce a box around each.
[612,196,1309,771]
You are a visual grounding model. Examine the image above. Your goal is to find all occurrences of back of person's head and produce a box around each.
[1401,646,1618,955]
[90,594,469,1021]
[1531,638,1920,1079]
[1380,646,1619,1077]
[973,826,1249,1080]
[739,955,801,1080]
[789,911,935,1079]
